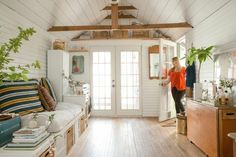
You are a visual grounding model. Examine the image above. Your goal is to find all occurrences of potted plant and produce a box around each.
[0,27,40,84]
[185,46,214,100]
[218,78,235,105]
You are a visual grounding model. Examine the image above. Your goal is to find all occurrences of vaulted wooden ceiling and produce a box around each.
[0,0,231,41]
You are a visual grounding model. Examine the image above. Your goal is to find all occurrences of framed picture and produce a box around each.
[72,55,84,74]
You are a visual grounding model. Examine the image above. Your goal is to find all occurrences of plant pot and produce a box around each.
[193,82,202,101]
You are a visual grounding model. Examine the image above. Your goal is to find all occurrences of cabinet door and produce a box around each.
[48,51,63,101]
[219,109,236,157]
[48,50,69,102]
[187,100,218,157]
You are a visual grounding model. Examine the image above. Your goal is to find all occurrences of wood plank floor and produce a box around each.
[69,118,206,157]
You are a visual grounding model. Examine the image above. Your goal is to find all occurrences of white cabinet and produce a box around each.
[47,50,69,102]
[63,84,90,113]
[63,84,90,117]
[64,95,88,106]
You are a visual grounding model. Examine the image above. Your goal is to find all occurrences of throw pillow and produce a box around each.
[0,80,44,116]
[38,85,56,111]
[40,78,57,102]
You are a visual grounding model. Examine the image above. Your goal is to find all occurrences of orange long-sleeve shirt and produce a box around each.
[168,67,186,90]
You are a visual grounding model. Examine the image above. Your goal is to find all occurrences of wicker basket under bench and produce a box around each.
[66,126,74,155]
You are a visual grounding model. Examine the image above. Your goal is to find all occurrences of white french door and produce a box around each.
[159,39,177,121]
[116,48,141,116]
[91,47,141,116]
[91,47,115,116]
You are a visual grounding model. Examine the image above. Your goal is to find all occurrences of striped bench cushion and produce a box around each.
[40,78,57,102]
[0,80,44,116]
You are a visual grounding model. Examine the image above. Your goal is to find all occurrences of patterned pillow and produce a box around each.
[38,85,56,111]
[40,78,57,102]
[0,80,44,116]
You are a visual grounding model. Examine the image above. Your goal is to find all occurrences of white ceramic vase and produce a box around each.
[193,82,203,101]
[28,119,38,129]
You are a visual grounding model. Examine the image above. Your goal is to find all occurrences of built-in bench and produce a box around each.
[0,80,86,157]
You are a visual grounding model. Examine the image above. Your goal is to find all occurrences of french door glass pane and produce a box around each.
[92,52,112,110]
[120,51,139,110]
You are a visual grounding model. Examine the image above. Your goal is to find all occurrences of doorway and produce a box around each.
[91,47,141,116]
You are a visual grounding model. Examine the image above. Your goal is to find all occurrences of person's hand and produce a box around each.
[159,82,166,86]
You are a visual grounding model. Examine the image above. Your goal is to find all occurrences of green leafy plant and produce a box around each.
[48,114,55,123]
[0,27,40,84]
[184,46,214,82]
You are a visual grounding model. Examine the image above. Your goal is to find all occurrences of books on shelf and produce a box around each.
[6,133,50,148]
[12,131,48,143]
[4,126,50,150]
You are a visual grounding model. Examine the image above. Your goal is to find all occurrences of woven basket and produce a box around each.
[53,39,65,50]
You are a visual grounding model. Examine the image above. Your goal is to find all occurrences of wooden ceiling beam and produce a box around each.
[119,22,193,29]
[102,5,137,10]
[155,30,171,40]
[48,23,193,32]
[104,14,136,19]
[111,4,118,29]
[48,25,112,32]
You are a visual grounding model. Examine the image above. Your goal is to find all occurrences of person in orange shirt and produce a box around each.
[162,57,186,115]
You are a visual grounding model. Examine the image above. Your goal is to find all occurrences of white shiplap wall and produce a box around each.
[0,3,53,79]
[185,0,236,82]
[141,44,161,117]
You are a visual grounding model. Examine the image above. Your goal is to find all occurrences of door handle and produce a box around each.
[112,80,115,87]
